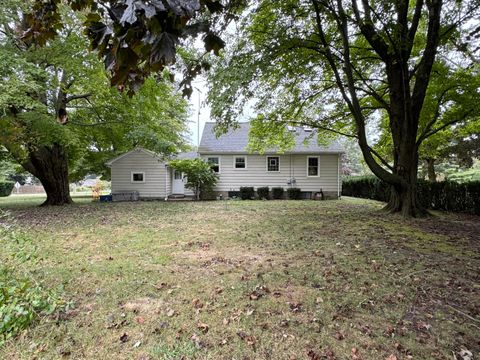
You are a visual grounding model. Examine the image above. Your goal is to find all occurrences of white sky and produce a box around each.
[187,77,210,147]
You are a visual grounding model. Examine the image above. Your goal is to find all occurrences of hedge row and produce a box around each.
[342,176,480,215]
[237,187,303,200]
[0,181,14,197]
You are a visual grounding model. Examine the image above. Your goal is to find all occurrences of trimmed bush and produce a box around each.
[0,181,14,197]
[239,187,255,200]
[342,176,480,215]
[287,187,301,200]
[272,187,284,199]
[257,187,270,200]
[228,191,240,199]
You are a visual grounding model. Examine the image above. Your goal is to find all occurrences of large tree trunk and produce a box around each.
[381,145,426,216]
[426,158,436,182]
[383,136,426,217]
[385,180,425,217]
[25,143,73,206]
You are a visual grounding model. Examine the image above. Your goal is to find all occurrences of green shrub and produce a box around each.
[272,187,284,199]
[342,176,480,215]
[257,187,270,200]
[0,210,68,344]
[239,187,255,200]
[227,191,240,199]
[287,187,301,200]
[0,181,14,197]
[169,159,218,200]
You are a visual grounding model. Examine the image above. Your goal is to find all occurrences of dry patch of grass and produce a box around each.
[0,198,479,359]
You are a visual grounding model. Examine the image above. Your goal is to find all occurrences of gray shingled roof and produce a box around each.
[198,122,344,154]
[174,151,198,160]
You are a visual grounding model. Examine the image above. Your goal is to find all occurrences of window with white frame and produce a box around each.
[131,171,145,182]
[234,156,246,169]
[307,157,319,176]
[207,157,220,173]
[267,156,279,172]
[173,170,182,180]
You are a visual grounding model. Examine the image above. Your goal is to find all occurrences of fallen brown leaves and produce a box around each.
[119,333,128,343]
[197,322,209,334]
[237,331,256,347]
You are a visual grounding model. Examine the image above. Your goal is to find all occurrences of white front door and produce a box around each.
[172,170,184,194]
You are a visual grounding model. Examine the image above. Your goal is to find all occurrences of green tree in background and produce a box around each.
[208,0,480,217]
[0,3,189,205]
[374,63,480,182]
[169,159,218,200]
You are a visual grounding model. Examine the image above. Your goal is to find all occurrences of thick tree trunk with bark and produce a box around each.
[384,169,425,217]
[426,158,436,182]
[24,143,72,206]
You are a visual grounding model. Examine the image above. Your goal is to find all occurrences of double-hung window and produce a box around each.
[267,156,279,172]
[307,157,319,177]
[234,156,246,169]
[207,157,220,173]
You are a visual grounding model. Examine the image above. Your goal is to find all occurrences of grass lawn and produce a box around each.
[0,197,479,359]
[0,193,93,208]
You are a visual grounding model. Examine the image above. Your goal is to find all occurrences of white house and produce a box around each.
[106,122,344,200]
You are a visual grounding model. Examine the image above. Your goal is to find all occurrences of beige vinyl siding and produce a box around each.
[111,151,167,198]
[166,166,171,195]
[202,154,340,192]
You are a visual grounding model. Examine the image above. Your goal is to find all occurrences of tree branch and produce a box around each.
[408,0,425,53]
[417,109,474,144]
[351,0,390,61]
[66,93,92,103]
[330,0,402,185]
[309,0,402,186]
[288,119,358,139]
[411,0,443,121]
[368,146,394,171]
[416,85,459,144]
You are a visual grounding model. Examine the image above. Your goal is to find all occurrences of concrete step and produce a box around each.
[168,194,195,201]
[169,194,185,199]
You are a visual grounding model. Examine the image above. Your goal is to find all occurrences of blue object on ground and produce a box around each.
[99,195,113,202]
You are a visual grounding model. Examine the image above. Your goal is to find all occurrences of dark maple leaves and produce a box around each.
[25,0,238,95]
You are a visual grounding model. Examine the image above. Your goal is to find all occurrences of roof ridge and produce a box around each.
[198,121,344,153]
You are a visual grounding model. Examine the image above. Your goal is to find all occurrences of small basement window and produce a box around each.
[307,157,319,177]
[131,171,145,183]
[267,156,279,172]
[234,156,246,169]
[207,157,220,173]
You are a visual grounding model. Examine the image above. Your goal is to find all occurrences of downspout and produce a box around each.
[289,154,292,187]
[165,164,168,201]
[291,154,294,180]
[337,155,340,199]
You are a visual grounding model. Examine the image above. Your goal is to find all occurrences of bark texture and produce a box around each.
[426,158,436,182]
[311,0,443,217]
[23,143,73,206]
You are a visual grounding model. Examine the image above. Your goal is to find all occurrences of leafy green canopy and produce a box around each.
[0,4,189,181]
[375,62,480,170]
[208,0,479,171]
[25,0,245,95]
